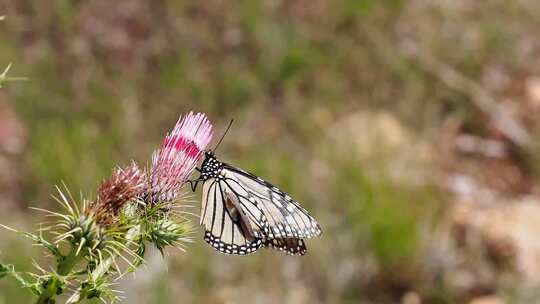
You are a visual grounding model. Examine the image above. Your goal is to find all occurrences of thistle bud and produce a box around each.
[149,218,190,254]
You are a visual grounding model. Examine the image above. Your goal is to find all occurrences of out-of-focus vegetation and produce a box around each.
[2,1,540,303]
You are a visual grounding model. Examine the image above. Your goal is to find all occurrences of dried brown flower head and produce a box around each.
[90,164,144,226]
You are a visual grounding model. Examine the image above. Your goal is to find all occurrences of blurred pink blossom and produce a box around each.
[145,112,213,203]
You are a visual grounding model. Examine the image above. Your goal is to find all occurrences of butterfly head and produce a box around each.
[199,150,222,181]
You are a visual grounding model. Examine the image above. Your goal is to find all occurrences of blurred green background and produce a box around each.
[2,1,540,303]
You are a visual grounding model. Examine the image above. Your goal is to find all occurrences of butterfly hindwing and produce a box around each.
[264,238,307,256]
[222,165,322,239]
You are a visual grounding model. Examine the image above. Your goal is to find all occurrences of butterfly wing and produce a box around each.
[222,164,322,240]
[199,162,322,256]
[264,238,307,255]
[200,178,267,255]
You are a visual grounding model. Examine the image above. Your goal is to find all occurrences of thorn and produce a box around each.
[0,63,29,88]
[1,63,12,78]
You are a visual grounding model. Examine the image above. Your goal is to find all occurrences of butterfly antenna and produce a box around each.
[212,119,234,152]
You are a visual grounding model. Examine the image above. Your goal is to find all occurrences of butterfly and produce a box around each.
[190,129,322,255]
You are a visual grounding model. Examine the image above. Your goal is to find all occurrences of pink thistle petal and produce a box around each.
[145,112,213,203]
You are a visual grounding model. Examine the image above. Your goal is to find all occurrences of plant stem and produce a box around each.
[58,250,79,276]
[66,225,141,304]
[35,248,81,304]
[35,280,59,304]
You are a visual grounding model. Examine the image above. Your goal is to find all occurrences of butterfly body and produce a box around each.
[197,151,321,256]
[199,152,223,181]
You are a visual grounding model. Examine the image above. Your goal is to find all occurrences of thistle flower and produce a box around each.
[0,113,212,304]
[144,112,213,204]
[89,164,145,226]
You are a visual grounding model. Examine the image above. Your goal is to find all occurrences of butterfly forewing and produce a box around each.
[222,165,322,239]
[220,177,269,237]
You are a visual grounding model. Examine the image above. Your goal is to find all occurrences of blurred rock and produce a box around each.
[469,295,504,304]
[402,291,421,304]
[451,197,540,284]
[328,110,432,185]
[526,77,540,106]
[329,111,411,156]
[437,118,532,194]
[454,135,507,159]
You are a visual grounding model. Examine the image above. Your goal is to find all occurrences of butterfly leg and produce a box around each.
[188,179,200,192]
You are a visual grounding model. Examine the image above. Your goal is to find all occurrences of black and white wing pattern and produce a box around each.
[263,238,307,255]
[200,177,268,255]
[222,164,322,240]
[198,152,322,256]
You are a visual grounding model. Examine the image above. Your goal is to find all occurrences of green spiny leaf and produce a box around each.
[0,224,62,260]
[0,262,38,294]
[0,262,11,279]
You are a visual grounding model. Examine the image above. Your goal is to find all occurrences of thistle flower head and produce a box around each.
[145,112,213,204]
[90,164,145,226]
